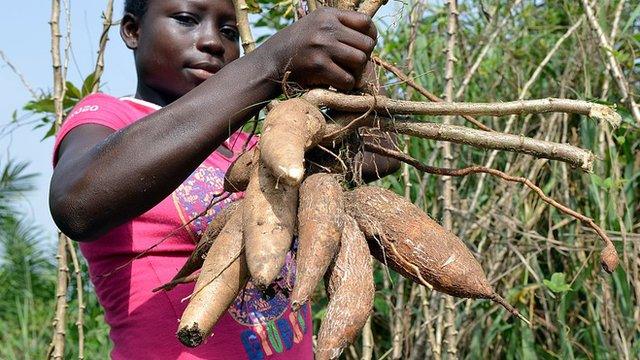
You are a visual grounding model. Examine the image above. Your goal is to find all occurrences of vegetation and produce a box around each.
[0,0,638,359]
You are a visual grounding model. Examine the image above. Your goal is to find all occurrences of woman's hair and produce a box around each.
[124,0,148,17]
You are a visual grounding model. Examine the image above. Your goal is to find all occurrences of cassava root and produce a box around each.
[177,207,247,347]
[259,98,326,186]
[291,173,344,310]
[316,214,375,360]
[243,148,298,288]
[345,186,526,321]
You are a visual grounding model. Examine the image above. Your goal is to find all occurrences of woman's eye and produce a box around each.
[173,14,198,26]
[220,26,239,41]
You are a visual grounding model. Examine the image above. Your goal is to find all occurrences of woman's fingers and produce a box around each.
[330,42,368,77]
[335,10,377,41]
[337,26,377,55]
[315,62,356,91]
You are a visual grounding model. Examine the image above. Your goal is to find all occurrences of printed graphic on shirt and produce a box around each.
[239,304,310,360]
[173,165,238,243]
[228,250,296,326]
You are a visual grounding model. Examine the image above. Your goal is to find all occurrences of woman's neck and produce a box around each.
[134,82,178,107]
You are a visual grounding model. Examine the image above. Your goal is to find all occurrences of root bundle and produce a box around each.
[158,93,616,355]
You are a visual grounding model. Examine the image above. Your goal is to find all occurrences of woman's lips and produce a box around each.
[186,67,215,81]
[186,63,222,82]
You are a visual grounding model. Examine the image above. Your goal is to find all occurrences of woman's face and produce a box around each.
[122,0,240,105]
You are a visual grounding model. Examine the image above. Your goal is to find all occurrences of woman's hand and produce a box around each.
[261,7,377,91]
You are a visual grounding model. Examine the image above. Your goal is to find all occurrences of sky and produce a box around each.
[0,1,134,249]
[0,1,401,249]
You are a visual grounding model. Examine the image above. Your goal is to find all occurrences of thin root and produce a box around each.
[364,142,620,273]
[489,293,531,326]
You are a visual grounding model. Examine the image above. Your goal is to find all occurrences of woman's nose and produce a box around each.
[196,25,225,56]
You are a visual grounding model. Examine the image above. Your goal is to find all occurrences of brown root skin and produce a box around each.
[224,149,256,193]
[243,148,298,288]
[345,186,526,320]
[259,98,326,186]
[346,186,494,299]
[165,201,242,288]
[316,214,374,360]
[600,246,619,274]
[177,209,247,347]
[290,173,344,311]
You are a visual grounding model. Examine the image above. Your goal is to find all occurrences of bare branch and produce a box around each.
[581,0,640,124]
[233,0,257,53]
[50,0,63,129]
[336,0,359,10]
[61,0,71,88]
[92,0,114,93]
[601,0,625,99]
[50,234,69,360]
[307,0,318,12]
[442,1,458,356]
[66,238,85,360]
[357,0,388,17]
[0,50,38,98]
[465,16,585,222]
[377,119,595,172]
[303,89,621,127]
[372,55,493,132]
[361,315,374,360]
[455,0,523,99]
[48,2,70,358]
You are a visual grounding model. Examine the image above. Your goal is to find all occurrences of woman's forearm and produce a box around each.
[50,47,280,241]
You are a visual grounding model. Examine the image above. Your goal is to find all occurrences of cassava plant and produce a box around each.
[42,0,639,358]
[149,1,636,359]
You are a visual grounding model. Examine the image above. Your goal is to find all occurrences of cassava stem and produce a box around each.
[377,119,596,172]
[303,89,621,128]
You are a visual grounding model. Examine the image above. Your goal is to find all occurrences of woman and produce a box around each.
[50,1,394,358]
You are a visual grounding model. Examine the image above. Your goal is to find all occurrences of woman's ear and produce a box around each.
[120,13,140,50]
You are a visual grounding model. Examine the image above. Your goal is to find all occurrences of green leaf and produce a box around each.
[65,81,81,100]
[81,72,98,96]
[543,272,572,293]
[373,295,390,318]
[23,97,55,114]
[312,306,326,321]
[41,123,57,141]
[590,174,603,188]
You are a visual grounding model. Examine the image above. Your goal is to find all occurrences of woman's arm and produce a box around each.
[50,9,377,241]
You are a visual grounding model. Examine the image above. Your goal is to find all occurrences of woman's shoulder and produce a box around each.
[67,93,149,120]
[62,93,159,132]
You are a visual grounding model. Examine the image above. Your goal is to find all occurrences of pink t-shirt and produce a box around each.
[53,94,313,360]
